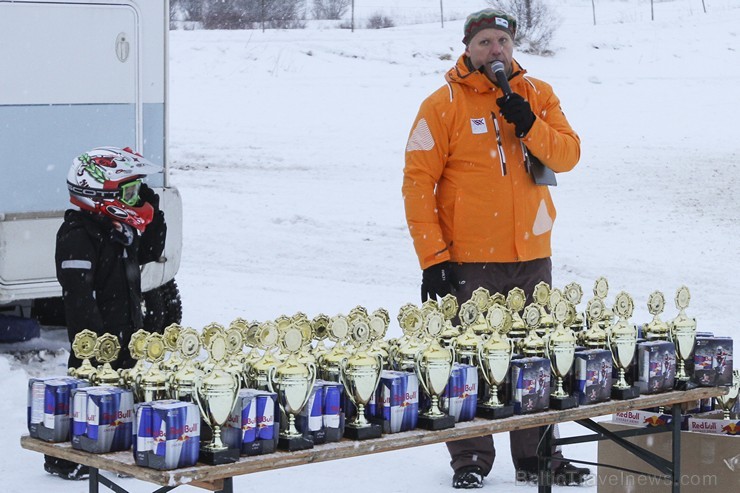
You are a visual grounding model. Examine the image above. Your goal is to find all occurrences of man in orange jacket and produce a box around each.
[403,8,588,489]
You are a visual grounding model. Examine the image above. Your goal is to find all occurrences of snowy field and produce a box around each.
[2,0,740,491]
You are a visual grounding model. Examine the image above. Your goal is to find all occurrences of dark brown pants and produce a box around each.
[444,259,563,476]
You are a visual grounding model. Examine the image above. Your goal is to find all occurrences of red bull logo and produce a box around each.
[643,415,668,427]
[721,422,739,435]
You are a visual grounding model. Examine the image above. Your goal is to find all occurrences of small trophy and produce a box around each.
[268,322,317,450]
[715,370,740,420]
[136,333,169,402]
[519,304,546,358]
[564,282,585,334]
[317,315,350,382]
[169,327,204,402]
[310,313,331,361]
[477,304,514,419]
[608,292,640,399]
[68,329,98,381]
[670,286,697,389]
[91,333,122,386]
[506,287,528,340]
[246,321,280,390]
[415,307,456,430]
[340,315,383,440]
[644,291,670,341]
[533,282,554,335]
[593,277,615,324]
[194,331,241,464]
[546,300,579,409]
[391,303,425,371]
[161,323,184,373]
[368,308,391,366]
[439,294,461,348]
[469,287,493,339]
[454,300,482,365]
[120,329,149,393]
[581,298,608,349]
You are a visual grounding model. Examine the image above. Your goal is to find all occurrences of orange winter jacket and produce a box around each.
[403,56,580,270]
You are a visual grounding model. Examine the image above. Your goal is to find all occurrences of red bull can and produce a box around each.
[322,382,342,430]
[256,393,276,441]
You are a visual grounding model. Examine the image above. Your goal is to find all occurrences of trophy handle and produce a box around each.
[388,345,398,371]
[477,346,493,387]
[297,363,318,415]
[338,357,349,397]
[229,372,241,418]
[414,350,431,398]
[606,330,618,367]
[373,353,384,398]
[193,374,207,422]
[266,365,277,394]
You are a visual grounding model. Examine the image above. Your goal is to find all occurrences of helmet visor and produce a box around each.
[119,179,142,206]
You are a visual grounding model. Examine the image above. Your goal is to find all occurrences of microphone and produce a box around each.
[491,61,511,96]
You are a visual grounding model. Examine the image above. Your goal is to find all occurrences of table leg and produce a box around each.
[671,404,681,493]
[89,467,99,493]
[218,477,234,493]
[537,425,553,493]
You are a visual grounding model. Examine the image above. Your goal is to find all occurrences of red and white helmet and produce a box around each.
[67,146,161,231]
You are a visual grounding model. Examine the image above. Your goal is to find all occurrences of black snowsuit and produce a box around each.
[55,208,166,369]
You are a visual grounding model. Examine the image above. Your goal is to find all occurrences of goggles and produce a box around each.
[119,179,142,206]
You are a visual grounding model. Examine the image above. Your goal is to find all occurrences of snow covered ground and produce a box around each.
[2,0,740,491]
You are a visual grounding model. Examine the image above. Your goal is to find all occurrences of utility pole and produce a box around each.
[440,0,444,28]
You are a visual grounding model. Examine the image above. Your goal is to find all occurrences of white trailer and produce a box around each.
[0,0,182,337]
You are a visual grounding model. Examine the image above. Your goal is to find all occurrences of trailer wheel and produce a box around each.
[142,279,182,334]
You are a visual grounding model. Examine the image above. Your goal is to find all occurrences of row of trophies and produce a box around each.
[65,277,738,464]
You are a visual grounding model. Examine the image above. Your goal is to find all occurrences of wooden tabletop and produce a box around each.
[20,386,727,489]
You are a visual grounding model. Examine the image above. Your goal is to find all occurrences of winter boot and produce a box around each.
[452,465,484,489]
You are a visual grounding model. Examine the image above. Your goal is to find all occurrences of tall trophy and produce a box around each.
[644,291,670,341]
[670,286,697,389]
[546,300,578,409]
[340,315,383,440]
[268,323,316,451]
[415,307,456,430]
[194,331,241,464]
[68,329,98,381]
[477,303,514,419]
[91,333,122,386]
[715,370,740,420]
[169,327,204,402]
[608,291,640,399]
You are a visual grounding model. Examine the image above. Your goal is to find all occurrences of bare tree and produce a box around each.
[311,0,350,20]
[486,0,559,55]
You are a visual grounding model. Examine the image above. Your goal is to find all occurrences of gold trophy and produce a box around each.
[506,287,528,340]
[246,321,280,390]
[169,327,204,402]
[391,303,425,371]
[194,331,241,464]
[310,313,331,361]
[415,307,456,430]
[120,329,149,393]
[581,298,608,350]
[91,333,122,386]
[670,285,697,389]
[608,291,640,399]
[439,294,461,349]
[68,329,98,381]
[469,287,493,339]
[533,281,554,335]
[477,303,515,419]
[368,308,391,367]
[593,276,615,324]
[454,300,483,365]
[136,332,169,402]
[268,323,316,451]
[340,314,384,440]
[161,323,184,373]
[317,315,350,382]
[564,282,585,335]
[519,304,546,358]
[644,291,670,341]
[715,370,740,420]
[546,300,579,409]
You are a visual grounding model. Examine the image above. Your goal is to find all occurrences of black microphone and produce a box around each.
[491,61,511,96]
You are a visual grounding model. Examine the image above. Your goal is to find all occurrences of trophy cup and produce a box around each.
[415,307,456,430]
[438,294,461,348]
[268,322,316,450]
[715,370,740,420]
[340,314,384,440]
[194,331,241,464]
[454,300,483,366]
[68,329,98,381]
[546,300,579,409]
[136,332,169,402]
[670,286,697,389]
[120,329,150,393]
[608,291,640,399]
[477,303,514,419]
[91,333,122,386]
[581,298,608,350]
[317,315,350,382]
[169,327,204,402]
[506,287,528,340]
[246,321,280,390]
[644,291,670,341]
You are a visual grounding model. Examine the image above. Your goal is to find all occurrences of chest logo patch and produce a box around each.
[470,117,488,134]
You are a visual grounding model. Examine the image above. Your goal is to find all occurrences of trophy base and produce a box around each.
[418,413,456,430]
[199,447,240,465]
[344,423,382,440]
[611,385,640,400]
[278,435,314,451]
[675,379,698,391]
[549,394,579,410]
[477,404,514,420]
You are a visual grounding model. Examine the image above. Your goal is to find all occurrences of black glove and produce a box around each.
[138,182,160,211]
[496,93,536,138]
[421,261,454,302]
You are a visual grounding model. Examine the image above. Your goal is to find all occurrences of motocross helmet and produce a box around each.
[67,146,161,231]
